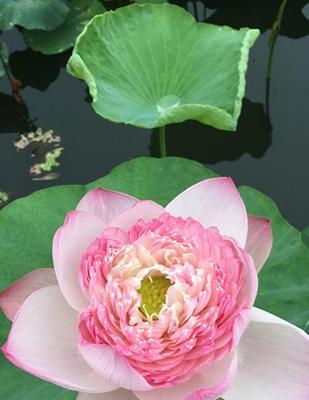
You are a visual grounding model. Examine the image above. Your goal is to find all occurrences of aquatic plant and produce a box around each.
[68,4,259,131]
[24,0,106,55]
[0,0,69,31]
[14,128,63,180]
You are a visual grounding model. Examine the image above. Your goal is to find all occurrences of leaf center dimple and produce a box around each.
[156,95,180,113]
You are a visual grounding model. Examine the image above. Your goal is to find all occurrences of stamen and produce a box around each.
[138,275,172,318]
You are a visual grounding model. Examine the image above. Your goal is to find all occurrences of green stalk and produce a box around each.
[159,125,167,158]
[267,0,288,80]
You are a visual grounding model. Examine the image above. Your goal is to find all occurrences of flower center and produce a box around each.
[138,275,172,318]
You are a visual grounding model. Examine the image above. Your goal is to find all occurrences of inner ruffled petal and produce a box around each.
[78,213,256,388]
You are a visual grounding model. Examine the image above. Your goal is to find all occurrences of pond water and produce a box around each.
[0,0,308,229]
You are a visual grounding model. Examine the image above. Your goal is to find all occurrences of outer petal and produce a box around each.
[53,210,104,310]
[246,215,272,272]
[79,343,152,391]
[77,390,138,400]
[76,188,137,223]
[134,351,237,400]
[109,200,165,232]
[224,307,309,400]
[166,177,248,248]
[2,286,118,393]
[0,268,57,321]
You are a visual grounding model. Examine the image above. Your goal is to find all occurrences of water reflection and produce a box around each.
[9,48,70,91]
[150,99,272,163]
[205,0,309,39]
[0,92,35,134]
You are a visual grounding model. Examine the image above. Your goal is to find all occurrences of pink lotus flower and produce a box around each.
[1,177,308,400]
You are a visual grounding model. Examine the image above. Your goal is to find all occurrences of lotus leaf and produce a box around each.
[24,0,106,55]
[135,0,167,3]
[0,0,70,31]
[67,4,260,130]
[302,226,309,248]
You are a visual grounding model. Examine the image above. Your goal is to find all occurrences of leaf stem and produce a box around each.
[159,126,167,158]
[267,0,288,80]
[0,48,25,106]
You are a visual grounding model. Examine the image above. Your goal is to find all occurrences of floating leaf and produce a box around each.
[24,0,106,55]
[239,186,309,328]
[305,319,309,334]
[67,4,260,129]
[135,0,167,3]
[14,128,63,180]
[0,0,70,31]
[0,42,9,80]
[302,226,309,249]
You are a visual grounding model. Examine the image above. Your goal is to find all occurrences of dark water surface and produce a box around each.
[0,0,308,229]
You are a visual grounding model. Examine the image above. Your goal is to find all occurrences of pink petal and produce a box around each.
[77,389,138,400]
[246,216,273,272]
[224,307,309,400]
[134,351,237,400]
[0,268,57,321]
[109,201,165,232]
[53,210,104,310]
[77,188,137,223]
[2,286,118,393]
[79,343,152,391]
[166,178,248,248]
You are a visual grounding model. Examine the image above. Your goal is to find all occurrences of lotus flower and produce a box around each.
[1,178,308,400]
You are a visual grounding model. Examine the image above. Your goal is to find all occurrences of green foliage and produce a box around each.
[302,226,309,249]
[239,187,309,328]
[135,0,167,3]
[0,157,308,398]
[24,0,106,55]
[67,4,259,130]
[90,157,218,204]
[0,0,70,31]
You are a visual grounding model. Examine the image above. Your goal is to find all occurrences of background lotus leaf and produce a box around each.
[0,0,70,31]
[67,4,260,130]
[23,0,106,55]
[302,226,309,248]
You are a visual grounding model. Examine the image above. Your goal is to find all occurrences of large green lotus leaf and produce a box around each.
[135,0,167,3]
[239,186,309,328]
[23,0,106,55]
[0,185,85,290]
[0,42,9,80]
[89,157,218,204]
[67,4,260,130]
[0,157,308,399]
[0,0,70,31]
[302,226,309,249]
